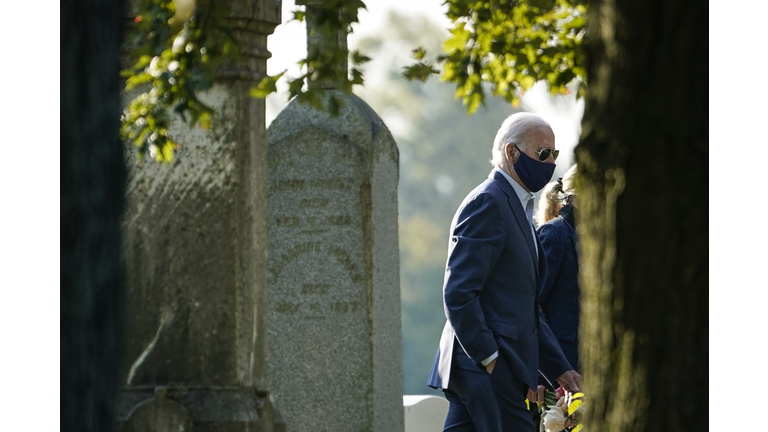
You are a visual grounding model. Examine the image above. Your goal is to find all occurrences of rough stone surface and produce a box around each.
[117,387,284,432]
[118,1,283,430]
[267,91,403,432]
[403,396,449,432]
[121,83,264,388]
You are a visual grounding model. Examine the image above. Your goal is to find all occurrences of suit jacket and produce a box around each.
[427,170,571,392]
[537,204,580,372]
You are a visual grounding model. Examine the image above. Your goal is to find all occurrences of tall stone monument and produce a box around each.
[118,1,284,431]
[266,3,404,431]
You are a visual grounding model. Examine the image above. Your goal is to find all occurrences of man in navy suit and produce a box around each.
[427,112,582,432]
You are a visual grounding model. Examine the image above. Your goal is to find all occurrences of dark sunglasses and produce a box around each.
[515,145,559,161]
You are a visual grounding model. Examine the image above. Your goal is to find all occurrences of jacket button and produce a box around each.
[533,328,538,335]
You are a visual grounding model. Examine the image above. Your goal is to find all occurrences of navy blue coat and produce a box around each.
[427,171,572,392]
[536,204,580,373]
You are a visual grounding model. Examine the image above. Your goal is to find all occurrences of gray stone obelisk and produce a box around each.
[266,2,404,431]
[118,1,284,431]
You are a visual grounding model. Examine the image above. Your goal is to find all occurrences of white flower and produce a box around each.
[556,395,568,411]
[542,407,566,432]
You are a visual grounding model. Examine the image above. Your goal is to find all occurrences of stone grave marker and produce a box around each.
[266,5,403,430]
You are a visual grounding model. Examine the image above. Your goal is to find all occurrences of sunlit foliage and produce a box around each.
[122,0,371,162]
[403,0,587,113]
[121,0,239,162]
[251,0,371,116]
[121,0,587,161]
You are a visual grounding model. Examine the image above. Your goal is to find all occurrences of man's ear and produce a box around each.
[506,144,517,163]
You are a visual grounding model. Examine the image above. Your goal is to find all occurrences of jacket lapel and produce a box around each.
[490,171,538,267]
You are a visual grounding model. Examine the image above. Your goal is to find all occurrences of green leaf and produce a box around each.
[403,63,439,82]
[519,74,536,89]
[444,23,471,52]
[161,141,175,163]
[250,72,285,99]
[351,50,371,64]
[543,389,558,406]
[350,68,364,86]
[197,111,211,130]
[327,95,342,116]
[529,0,557,11]
[126,73,154,90]
[412,46,428,60]
[287,77,305,98]
[465,91,484,114]
[565,16,586,30]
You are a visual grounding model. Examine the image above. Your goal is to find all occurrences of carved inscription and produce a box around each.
[332,301,359,313]
[301,284,331,295]
[308,178,353,190]
[326,215,351,226]
[270,177,357,234]
[274,302,300,314]
[276,216,300,228]
[273,215,352,233]
[327,245,364,283]
[270,242,323,281]
[272,300,361,317]
[271,179,306,192]
[271,174,366,320]
[269,242,364,286]
[269,177,355,193]
[300,198,329,209]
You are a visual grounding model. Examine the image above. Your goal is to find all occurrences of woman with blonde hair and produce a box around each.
[537,164,578,227]
[536,164,581,377]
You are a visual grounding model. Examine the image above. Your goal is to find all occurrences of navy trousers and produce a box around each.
[442,345,535,432]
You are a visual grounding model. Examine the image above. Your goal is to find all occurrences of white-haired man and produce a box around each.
[427,112,582,431]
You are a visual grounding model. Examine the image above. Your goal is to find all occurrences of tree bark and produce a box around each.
[576,0,707,430]
[61,0,127,430]
[576,0,708,430]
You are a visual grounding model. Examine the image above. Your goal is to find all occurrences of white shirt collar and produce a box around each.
[493,168,536,207]
[492,168,539,257]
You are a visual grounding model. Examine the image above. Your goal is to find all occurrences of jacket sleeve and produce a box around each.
[536,222,574,384]
[537,222,567,305]
[443,192,504,365]
[537,307,573,385]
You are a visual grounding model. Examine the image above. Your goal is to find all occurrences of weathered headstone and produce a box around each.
[403,396,449,432]
[118,1,284,431]
[266,4,404,431]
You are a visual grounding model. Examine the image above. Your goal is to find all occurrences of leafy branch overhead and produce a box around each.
[120,0,587,163]
[403,0,588,113]
[251,0,372,116]
[122,0,371,164]
[121,0,239,162]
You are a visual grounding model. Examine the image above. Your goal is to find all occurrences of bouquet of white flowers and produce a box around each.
[539,387,585,432]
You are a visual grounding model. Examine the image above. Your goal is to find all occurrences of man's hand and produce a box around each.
[485,358,497,374]
[526,385,545,404]
[556,370,582,393]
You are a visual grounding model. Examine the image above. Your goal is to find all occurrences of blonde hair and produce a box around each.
[536,164,577,226]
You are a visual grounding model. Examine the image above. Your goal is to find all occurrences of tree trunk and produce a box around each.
[61,0,127,430]
[576,0,707,430]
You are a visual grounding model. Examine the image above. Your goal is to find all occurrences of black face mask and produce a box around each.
[513,146,556,192]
